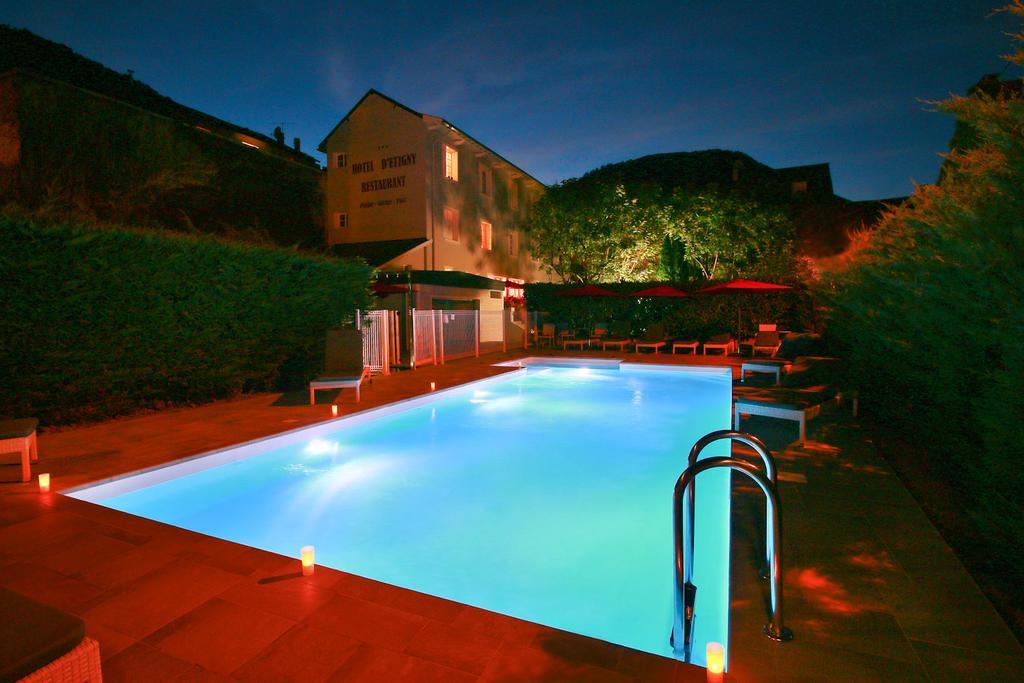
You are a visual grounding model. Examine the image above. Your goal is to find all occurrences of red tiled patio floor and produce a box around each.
[2,348,1020,680]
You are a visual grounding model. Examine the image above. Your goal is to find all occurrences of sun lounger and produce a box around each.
[601,338,633,351]
[733,356,844,442]
[740,359,790,384]
[309,328,371,405]
[634,323,669,354]
[703,334,733,355]
[672,340,699,354]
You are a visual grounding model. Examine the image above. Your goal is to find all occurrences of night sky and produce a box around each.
[1,1,1019,200]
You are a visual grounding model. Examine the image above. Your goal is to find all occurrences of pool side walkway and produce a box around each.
[0,349,1020,681]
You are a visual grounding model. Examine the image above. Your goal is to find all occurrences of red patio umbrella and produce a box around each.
[694,278,792,295]
[631,284,691,298]
[694,279,793,336]
[559,284,620,297]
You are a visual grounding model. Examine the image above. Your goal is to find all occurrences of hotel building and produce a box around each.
[319,89,552,312]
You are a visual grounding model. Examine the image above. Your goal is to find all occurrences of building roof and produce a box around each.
[377,269,507,292]
[328,238,428,267]
[774,163,834,195]
[318,88,546,188]
[0,25,319,167]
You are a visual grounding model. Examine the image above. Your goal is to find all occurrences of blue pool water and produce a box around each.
[69,362,734,666]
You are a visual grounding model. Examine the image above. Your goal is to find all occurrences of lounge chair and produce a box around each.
[1,587,101,682]
[672,339,699,354]
[600,322,633,351]
[703,333,733,355]
[634,323,669,354]
[758,323,777,332]
[752,331,782,357]
[733,356,847,442]
[309,328,372,405]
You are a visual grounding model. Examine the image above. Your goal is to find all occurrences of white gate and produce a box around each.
[356,309,391,375]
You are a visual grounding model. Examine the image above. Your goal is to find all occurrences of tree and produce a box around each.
[824,1,1024,617]
[527,180,669,283]
[668,192,794,280]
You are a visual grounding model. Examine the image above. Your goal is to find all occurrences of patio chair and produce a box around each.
[752,331,782,357]
[309,328,372,405]
[758,323,778,332]
[537,323,556,347]
[634,323,669,354]
[0,587,101,682]
[703,333,733,355]
[0,418,38,482]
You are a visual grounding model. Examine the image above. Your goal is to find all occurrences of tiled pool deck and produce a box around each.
[2,350,1021,681]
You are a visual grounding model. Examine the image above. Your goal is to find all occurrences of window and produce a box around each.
[334,153,347,168]
[443,207,460,242]
[480,166,491,196]
[507,230,518,256]
[335,213,347,229]
[480,221,492,251]
[510,180,519,210]
[444,145,459,181]
[791,180,808,194]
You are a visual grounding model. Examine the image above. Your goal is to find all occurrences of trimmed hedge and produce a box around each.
[525,281,815,339]
[0,215,372,424]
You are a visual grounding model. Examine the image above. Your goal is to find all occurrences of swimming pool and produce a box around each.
[68,360,734,667]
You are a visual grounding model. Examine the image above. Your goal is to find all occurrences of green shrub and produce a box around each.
[0,215,372,424]
[525,281,814,339]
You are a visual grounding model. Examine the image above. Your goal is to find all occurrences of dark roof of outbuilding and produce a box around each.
[328,238,428,267]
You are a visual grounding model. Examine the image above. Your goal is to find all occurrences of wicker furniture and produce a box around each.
[1,587,101,682]
[19,638,102,683]
[0,418,38,483]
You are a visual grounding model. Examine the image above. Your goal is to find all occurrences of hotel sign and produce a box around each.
[352,153,417,193]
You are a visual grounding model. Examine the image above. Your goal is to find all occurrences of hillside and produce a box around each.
[0,24,316,166]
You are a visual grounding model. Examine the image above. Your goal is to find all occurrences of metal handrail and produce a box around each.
[686,430,778,582]
[671,456,793,662]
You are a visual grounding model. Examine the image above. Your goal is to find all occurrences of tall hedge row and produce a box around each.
[0,216,372,424]
[525,281,815,338]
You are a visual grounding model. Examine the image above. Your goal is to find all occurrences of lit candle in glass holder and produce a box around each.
[430,382,436,391]
[706,642,725,682]
[331,404,338,416]
[300,545,315,576]
[38,473,50,493]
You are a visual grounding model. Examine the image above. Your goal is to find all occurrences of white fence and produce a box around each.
[409,308,534,367]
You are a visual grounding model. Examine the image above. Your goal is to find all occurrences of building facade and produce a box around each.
[319,90,550,288]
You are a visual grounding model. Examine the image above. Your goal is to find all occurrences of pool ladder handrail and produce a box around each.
[671,430,793,661]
